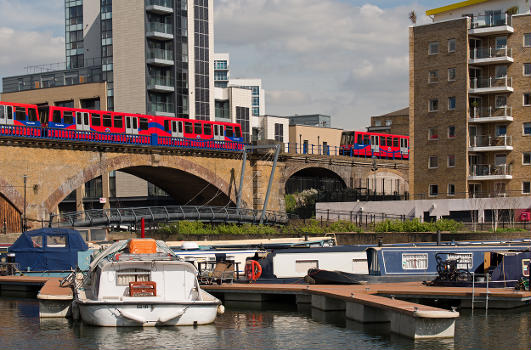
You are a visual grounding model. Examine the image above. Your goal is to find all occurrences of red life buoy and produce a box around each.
[245,260,262,282]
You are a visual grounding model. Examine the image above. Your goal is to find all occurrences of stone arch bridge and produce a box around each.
[0,138,408,231]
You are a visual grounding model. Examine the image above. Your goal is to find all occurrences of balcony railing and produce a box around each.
[147,22,173,35]
[469,164,511,177]
[469,76,511,89]
[470,47,512,60]
[148,75,174,87]
[469,106,512,119]
[146,0,173,8]
[470,13,511,29]
[147,48,174,61]
[147,102,174,114]
[469,135,512,147]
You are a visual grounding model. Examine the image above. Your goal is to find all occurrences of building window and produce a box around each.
[448,184,455,196]
[523,152,531,165]
[448,154,456,167]
[385,119,392,126]
[448,125,456,138]
[428,156,438,168]
[448,68,456,81]
[429,99,438,112]
[524,93,531,106]
[523,182,531,194]
[428,127,438,140]
[524,122,531,135]
[495,65,507,79]
[495,36,507,50]
[496,125,507,136]
[428,70,439,83]
[236,106,250,143]
[428,42,439,55]
[495,95,507,108]
[429,184,439,196]
[252,107,259,116]
[448,38,456,52]
[524,33,531,47]
[274,123,283,142]
[524,63,531,76]
[448,96,456,110]
[374,120,382,127]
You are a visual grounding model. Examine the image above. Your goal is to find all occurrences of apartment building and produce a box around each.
[367,108,409,136]
[410,0,530,199]
[4,0,215,120]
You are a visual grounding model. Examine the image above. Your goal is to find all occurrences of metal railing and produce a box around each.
[147,48,174,61]
[146,22,173,35]
[49,206,289,228]
[470,47,512,60]
[147,102,175,114]
[470,13,512,29]
[469,135,512,147]
[147,75,175,87]
[469,76,512,89]
[146,0,173,8]
[469,106,511,119]
[469,164,512,177]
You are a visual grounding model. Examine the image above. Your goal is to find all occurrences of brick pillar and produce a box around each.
[75,183,85,212]
[101,172,111,210]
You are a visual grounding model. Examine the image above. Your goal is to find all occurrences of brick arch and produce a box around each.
[280,164,349,192]
[43,155,248,213]
[0,177,24,213]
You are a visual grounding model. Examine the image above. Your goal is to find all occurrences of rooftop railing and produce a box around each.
[470,13,512,29]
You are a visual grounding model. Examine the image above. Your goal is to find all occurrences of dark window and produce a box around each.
[15,107,26,121]
[178,122,183,133]
[139,118,149,131]
[226,125,234,138]
[386,137,392,146]
[53,110,61,123]
[235,126,241,138]
[203,123,212,135]
[91,113,101,126]
[357,134,362,144]
[363,135,370,145]
[114,115,123,128]
[274,123,283,142]
[164,120,170,132]
[28,108,38,122]
[393,138,399,147]
[194,122,202,134]
[185,122,193,134]
[63,111,73,124]
[132,118,138,130]
[103,114,112,127]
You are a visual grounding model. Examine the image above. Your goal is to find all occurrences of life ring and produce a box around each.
[245,260,262,282]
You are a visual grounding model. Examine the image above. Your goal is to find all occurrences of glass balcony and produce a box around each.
[146,0,173,14]
[147,75,175,92]
[469,47,513,65]
[147,102,175,116]
[146,48,174,66]
[469,13,513,36]
[468,135,512,151]
[146,22,173,40]
[469,76,513,94]
[469,106,512,123]
[469,164,512,180]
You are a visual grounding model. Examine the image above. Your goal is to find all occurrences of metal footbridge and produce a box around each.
[48,206,289,228]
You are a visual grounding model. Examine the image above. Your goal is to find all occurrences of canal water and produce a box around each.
[0,298,529,350]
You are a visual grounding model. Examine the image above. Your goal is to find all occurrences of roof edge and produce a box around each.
[426,0,490,16]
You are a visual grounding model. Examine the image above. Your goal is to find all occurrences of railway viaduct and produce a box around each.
[0,137,408,231]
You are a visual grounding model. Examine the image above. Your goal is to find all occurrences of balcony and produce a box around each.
[469,47,513,65]
[469,76,513,94]
[468,135,512,152]
[469,13,513,36]
[468,164,512,180]
[146,0,173,14]
[147,75,175,92]
[146,48,174,67]
[147,102,175,117]
[468,106,513,123]
[146,22,173,40]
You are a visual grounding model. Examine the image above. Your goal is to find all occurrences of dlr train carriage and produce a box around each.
[0,101,243,143]
[340,131,409,159]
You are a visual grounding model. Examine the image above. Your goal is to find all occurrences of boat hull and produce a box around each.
[78,301,220,327]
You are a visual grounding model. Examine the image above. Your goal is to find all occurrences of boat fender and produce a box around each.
[245,260,262,282]
[117,308,145,323]
[158,310,185,323]
[217,305,225,315]
[115,253,121,261]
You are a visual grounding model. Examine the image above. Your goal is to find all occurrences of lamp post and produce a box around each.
[23,174,27,232]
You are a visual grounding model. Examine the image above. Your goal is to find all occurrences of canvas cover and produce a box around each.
[491,251,531,281]
[8,228,88,271]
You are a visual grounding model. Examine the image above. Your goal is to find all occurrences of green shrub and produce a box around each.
[374,218,463,233]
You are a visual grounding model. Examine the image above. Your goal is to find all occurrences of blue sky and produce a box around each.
[0,0,455,130]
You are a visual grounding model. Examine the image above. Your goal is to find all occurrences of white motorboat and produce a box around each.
[73,238,223,327]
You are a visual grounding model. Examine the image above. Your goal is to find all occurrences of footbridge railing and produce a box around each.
[48,206,289,228]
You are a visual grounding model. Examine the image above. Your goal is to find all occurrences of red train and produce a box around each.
[0,101,243,142]
[340,130,409,159]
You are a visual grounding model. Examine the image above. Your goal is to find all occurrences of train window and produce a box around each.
[63,111,74,124]
[178,122,182,133]
[164,120,170,132]
[357,134,362,144]
[6,106,13,120]
[15,107,26,121]
[363,135,370,145]
[139,118,148,131]
[133,118,138,130]
[194,123,202,134]
[76,112,82,125]
[185,122,193,134]
[226,125,234,138]
[386,137,392,146]
[0,107,3,119]
[393,138,399,147]
[103,114,112,127]
[235,126,241,137]
[203,123,212,135]
[114,115,123,128]
[28,108,38,122]
[214,125,219,136]
[91,114,101,126]
[53,110,61,123]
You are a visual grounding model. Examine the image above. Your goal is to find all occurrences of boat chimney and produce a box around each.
[436,230,441,246]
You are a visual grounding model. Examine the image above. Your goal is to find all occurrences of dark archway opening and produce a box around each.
[285,168,346,194]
